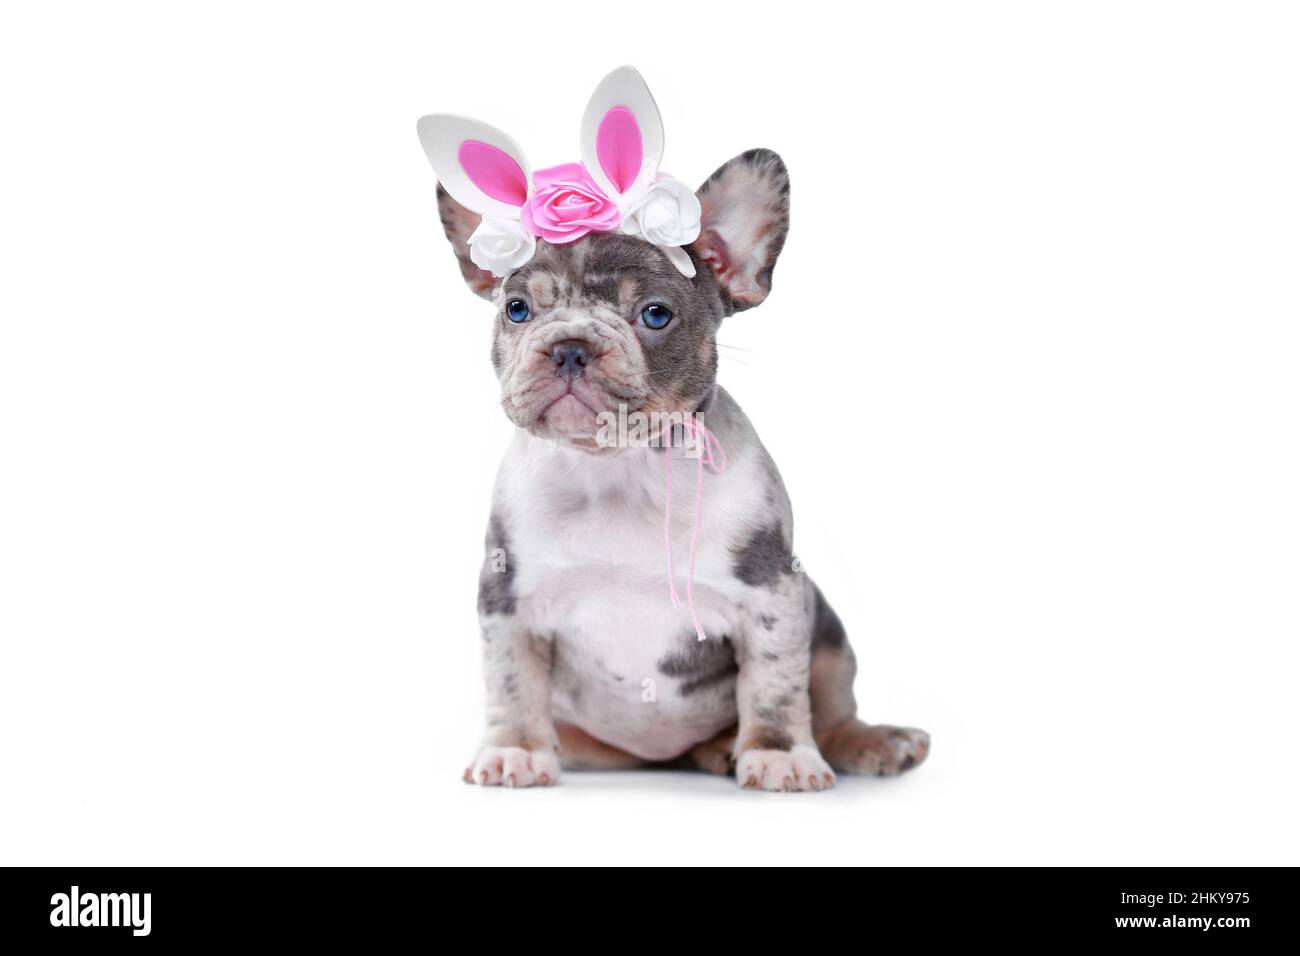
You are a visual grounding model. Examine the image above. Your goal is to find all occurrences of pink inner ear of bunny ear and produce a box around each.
[457,140,529,207]
[596,107,643,195]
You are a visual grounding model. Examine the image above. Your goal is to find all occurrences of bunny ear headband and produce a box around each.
[416,66,701,280]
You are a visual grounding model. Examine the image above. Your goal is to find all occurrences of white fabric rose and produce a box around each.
[468,217,536,277]
[619,175,702,276]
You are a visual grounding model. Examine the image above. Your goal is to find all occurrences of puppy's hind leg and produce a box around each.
[555,722,649,770]
[558,723,741,774]
[681,725,737,775]
[808,583,931,776]
[817,716,930,775]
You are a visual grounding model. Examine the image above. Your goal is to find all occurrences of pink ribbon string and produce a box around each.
[663,416,728,641]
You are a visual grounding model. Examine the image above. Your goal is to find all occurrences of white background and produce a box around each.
[2,1,1297,866]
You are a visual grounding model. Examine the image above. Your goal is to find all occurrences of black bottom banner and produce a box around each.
[0,866,1291,946]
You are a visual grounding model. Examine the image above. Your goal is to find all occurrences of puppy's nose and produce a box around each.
[550,340,592,381]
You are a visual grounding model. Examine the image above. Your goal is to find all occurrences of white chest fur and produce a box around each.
[491,429,775,758]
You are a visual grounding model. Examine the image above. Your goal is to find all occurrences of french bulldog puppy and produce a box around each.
[437,149,929,791]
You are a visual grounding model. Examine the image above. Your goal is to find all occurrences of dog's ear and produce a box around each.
[436,184,496,300]
[691,149,790,311]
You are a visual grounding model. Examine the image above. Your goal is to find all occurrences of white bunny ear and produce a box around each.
[416,114,532,221]
[579,66,664,200]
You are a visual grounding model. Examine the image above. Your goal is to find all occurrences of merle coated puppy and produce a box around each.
[435,146,930,791]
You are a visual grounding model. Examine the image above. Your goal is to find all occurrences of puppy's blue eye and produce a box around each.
[640,303,673,330]
[506,299,530,323]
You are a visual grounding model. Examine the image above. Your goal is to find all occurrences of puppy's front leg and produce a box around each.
[464,516,560,788]
[465,616,560,787]
[733,590,835,792]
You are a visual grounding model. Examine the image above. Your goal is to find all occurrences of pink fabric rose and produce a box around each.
[520,163,621,244]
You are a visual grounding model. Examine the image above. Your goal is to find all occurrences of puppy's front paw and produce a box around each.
[463,746,561,788]
[736,744,835,793]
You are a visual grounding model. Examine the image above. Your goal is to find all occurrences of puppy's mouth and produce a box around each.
[538,386,603,436]
[505,376,629,445]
